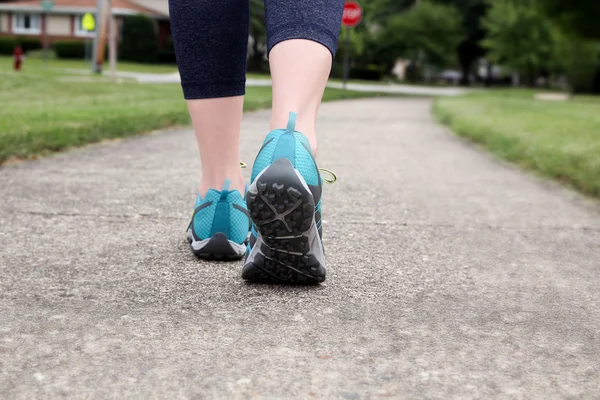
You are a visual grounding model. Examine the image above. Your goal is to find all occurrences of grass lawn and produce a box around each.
[0,54,179,74]
[433,89,600,197]
[0,61,383,164]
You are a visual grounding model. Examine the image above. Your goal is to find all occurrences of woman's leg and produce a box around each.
[242,0,344,283]
[266,0,345,154]
[170,0,251,260]
[169,0,249,195]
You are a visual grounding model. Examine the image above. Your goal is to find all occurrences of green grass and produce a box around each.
[0,63,383,163]
[433,89,600,197]
[1,54,179,74]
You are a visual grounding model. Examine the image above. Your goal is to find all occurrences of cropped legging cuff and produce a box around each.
[169,0,344,100]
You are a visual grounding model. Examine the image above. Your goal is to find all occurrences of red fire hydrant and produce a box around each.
[13,45,23,71]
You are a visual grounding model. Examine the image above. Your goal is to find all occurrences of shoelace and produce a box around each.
[319,168,337,184]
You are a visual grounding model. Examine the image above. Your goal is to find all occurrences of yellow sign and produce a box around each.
[82,13,95,31]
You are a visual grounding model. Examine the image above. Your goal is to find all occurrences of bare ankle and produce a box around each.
[199,173,245,197]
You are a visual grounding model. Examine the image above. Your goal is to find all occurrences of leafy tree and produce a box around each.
[248,0,267,72]
[436,0,488,84]
[482,0,556,86]
[119,15,158,63]
[554,30,600,93]
[364,0,488,84]
[376,1,464,71]
[536,0,600,40]
[362,0,415,24]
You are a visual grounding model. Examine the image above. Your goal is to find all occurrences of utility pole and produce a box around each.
[108,1,117,81]
[91,0,109,74]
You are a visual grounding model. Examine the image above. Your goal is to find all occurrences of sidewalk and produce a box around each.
[1,98,599,398]
[99,69,469,96]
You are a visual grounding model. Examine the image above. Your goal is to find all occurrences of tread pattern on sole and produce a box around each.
[243,159,325,284]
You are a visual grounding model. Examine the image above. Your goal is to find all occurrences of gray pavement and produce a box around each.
[96,70,468,96]
[1,98,599,399]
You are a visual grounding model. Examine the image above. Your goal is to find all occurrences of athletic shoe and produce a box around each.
[242,112,330,284]
[186,180,250,260]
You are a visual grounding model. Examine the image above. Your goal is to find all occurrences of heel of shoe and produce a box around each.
[243,157,326,284]
[187,231,246,261]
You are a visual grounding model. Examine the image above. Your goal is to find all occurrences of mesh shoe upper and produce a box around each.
[190,186,250,245]
[250,112,324,241]
[251,129,320,188]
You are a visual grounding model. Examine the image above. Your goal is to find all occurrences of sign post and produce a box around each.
[92,0,109,74]
[341,1,362,89]
[82,12,95,66]
[40,0,54,66]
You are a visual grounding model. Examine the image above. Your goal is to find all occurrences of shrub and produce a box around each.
[54,40,85,59]
[349,64,385,81]
[156,35,176,64]
[555,33,600,94]
[17,37,42,52]
[0,37,17,55]
[119,15,158,63]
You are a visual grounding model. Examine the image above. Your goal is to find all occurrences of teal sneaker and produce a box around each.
[242,112,333,284]
[186,180,250,260]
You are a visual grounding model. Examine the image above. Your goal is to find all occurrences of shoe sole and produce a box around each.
[242,158,326,284]
[187,231,246,261]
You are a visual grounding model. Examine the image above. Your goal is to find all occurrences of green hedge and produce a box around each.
[54,40,107,59]
[17,37,42,52]
[0,37,42,54]
[54,40,85,59]
[119,15,158,63]
[157,35,176,64]
[0,37,16,55]
[349,65,385,81]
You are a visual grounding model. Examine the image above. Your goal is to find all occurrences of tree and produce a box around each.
[119,15,158,63]
[536,0,600,40]
[362,0,415,24]
[482,0,556,86]
[248,0,267,72]
[376,2,464,72]
[536,0,600,93]
[365,0,488,84]
[553,30,600,94]
[436,0,488,84]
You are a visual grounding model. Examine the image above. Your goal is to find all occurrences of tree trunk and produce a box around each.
[247,37,264,72]
[460,62,471,86]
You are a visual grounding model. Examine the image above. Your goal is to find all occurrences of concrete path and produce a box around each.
[60,69,469,96]
[1,98,599,399]
[103,70,469,96]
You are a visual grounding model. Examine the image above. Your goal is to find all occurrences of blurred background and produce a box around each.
[0,0,599,197]
[1,0,599,90]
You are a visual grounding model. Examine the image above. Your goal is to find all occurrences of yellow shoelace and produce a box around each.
[318,168,337,184]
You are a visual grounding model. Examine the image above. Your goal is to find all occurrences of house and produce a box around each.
[0,0,171,49]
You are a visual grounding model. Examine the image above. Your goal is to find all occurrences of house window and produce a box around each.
[13,13,41,35]
[75,14,95,37]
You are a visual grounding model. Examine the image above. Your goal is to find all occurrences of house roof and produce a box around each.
[127,0,168,17]
[0,0,168,18]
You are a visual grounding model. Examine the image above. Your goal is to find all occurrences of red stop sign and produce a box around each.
[342,1,362,28]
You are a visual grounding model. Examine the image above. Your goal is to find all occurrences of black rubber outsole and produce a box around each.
[187,232,244,261]
[242,158,326,284]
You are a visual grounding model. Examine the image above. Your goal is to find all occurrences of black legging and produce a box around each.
[168,0,344,99]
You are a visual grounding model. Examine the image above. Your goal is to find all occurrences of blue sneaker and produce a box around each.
[242,112,329,284]
[186,180,250,260]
